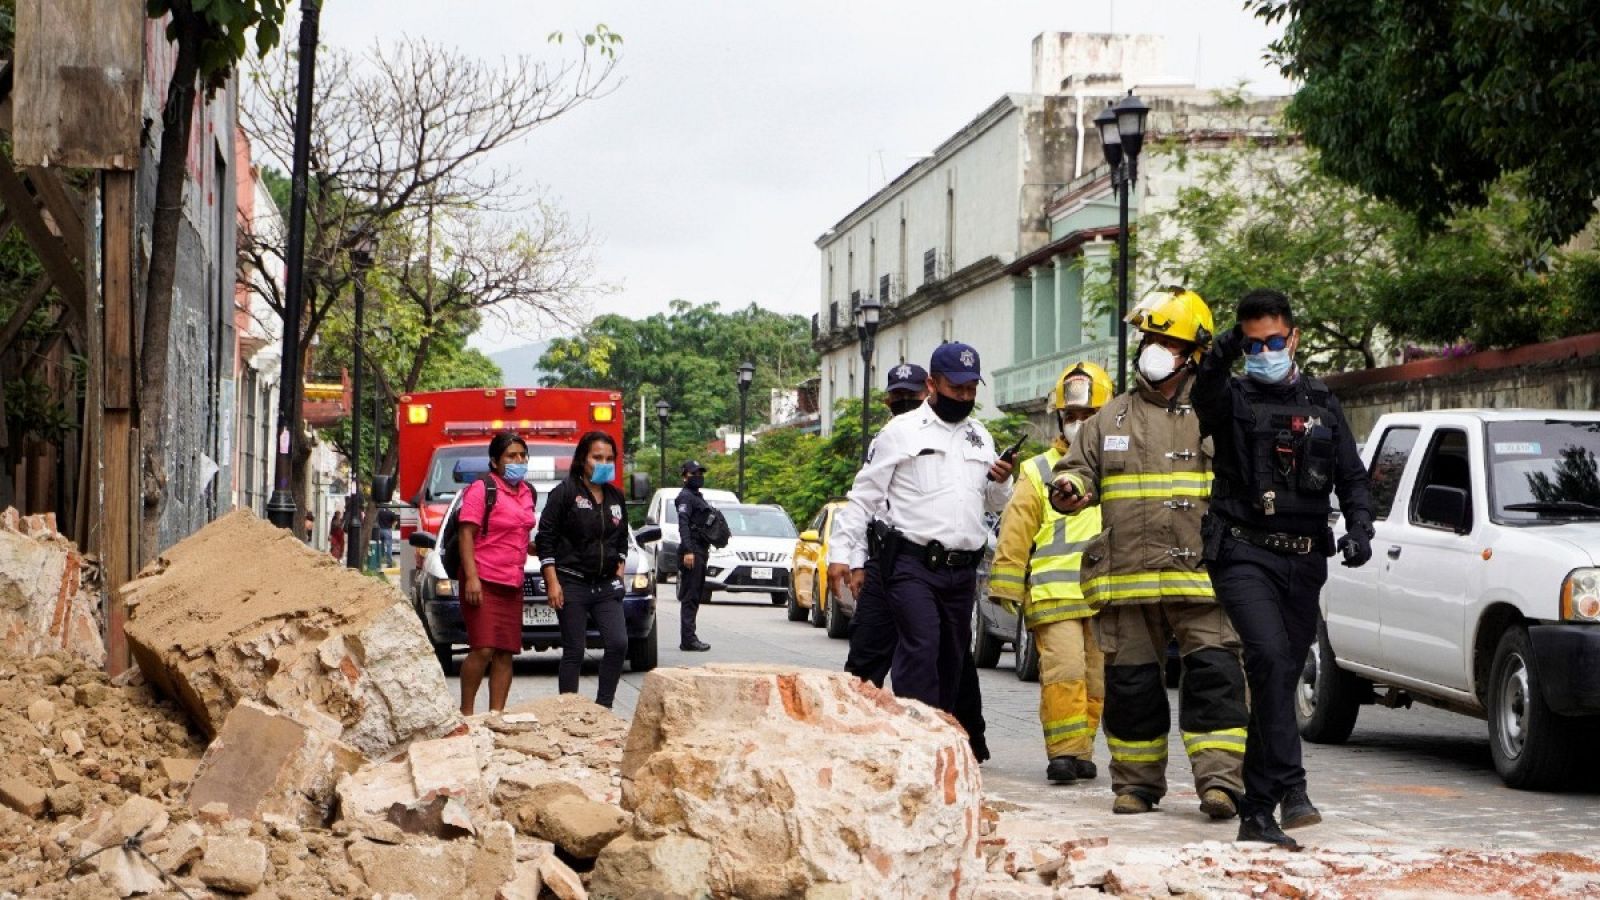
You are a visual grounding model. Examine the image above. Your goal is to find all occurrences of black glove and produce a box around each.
[1337,520,1374,568]
[1215,324,1246,362]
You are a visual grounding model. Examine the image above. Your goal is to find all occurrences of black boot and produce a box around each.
[1046,756,1079,784]
[1237,811,1301,851]
[1280,788,1322,829]
[969,735,990,764]
[1071,757,1098,780]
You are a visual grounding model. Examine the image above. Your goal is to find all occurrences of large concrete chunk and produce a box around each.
[188,701,363,826]
[122,510,456,757]
[0,508,104,666]
[335,727,494,836]
[600,665,982,900]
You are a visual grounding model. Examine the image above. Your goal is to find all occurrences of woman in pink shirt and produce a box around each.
[456,431,538,714]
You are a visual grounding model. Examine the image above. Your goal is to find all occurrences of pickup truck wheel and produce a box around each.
[971,602,1003,669]
[433,644,456,676]
[1297,623,1363,744]
[826,589,851,639]
[809,575,827,628]
[1488,627,1580,790]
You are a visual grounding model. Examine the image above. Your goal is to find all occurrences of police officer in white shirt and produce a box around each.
[828,342,1014,712]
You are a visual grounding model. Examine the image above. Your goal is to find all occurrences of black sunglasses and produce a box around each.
[1243,334,1292,355]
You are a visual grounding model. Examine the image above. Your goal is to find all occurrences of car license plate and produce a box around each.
[523,605,557,627]
[751,567,773,582]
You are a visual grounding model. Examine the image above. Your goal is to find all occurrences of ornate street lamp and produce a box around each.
[346,234,375,569]
[736,361,754,500]
[1096,90,1149,393]
[855,295,883,463]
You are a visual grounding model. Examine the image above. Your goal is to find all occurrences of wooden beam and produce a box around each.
[100,170,137,675]
[0,275,52,357]
[102,173,135,410]
[24,168,85,266]
[0,159,86,324]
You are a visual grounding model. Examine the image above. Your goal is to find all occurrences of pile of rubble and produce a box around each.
[5,508,1600,899]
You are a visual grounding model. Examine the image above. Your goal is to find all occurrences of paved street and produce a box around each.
[452,584,1600,853]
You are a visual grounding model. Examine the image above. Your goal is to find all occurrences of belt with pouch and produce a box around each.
[899,537,982,570]
[1227,524,1317,555]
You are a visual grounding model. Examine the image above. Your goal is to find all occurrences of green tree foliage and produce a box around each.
[1250,0,1600,244]
[1137,139,1600,363]
[538,300,818,456]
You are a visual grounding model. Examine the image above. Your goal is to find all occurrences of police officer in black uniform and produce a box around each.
[674,460,714,652]
[1193,289,1374,850]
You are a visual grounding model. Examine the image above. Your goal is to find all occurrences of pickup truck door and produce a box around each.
[1376,425,1479,691]
[1325,423,1420,667]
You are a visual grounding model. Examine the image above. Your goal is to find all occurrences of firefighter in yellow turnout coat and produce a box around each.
[1050,290,1248,819]
[989,362,1114,784]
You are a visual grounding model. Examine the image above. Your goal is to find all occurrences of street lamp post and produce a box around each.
[266,0,323,530]
[655,399,671,488]
[736,361,754,500]
[855,296,882,463]
[345,239,374,569]
[1094,91,1150,394]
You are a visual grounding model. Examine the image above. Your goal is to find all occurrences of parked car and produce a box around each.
[1304,409,1600,789]
[789,499,856,637]
[408,487,661,675]
[639,486,741,581]
[701,504,797,603]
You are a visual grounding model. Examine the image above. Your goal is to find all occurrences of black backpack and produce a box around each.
[440,475,497,580]
[702,506,732,549]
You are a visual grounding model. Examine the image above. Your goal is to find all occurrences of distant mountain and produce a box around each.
[487,341,552,387]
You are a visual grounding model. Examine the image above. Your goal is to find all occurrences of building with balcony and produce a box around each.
[812,32,1293,438]
[993,88,1293,428]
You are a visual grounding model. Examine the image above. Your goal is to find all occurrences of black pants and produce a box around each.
[847,560,988,757]
[677,551,706,646]
[1212,536,1328,816]
[555,573,629,708]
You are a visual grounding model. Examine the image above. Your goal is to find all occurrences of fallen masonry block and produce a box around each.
[123,510,457,758]
[188,701,363,826]
[0,508,104,666]
[590,833,714,900]
[335,727,494,837]
[533,794,628,859]
[607,665,982,900]
[0,776,48,817]
[76,797,171,898]
[195,835,268,895]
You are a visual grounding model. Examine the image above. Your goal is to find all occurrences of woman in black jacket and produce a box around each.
[535,431,630,707]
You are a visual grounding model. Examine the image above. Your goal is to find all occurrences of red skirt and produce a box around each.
[463,580,523,652]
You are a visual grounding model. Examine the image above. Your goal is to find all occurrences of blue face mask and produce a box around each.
[501,462,529,485]
[590,461,615,484]
[1245,348,1294,384]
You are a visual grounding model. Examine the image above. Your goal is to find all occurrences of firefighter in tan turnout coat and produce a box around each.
[1049,289,1248,818]
[988,361,1114,785]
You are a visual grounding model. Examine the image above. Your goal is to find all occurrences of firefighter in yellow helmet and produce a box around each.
[989,361,1114,783]
[1049,289,1248,818]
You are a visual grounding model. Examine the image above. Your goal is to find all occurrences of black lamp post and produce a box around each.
[266,0,323,530]
[1095,90,1150,394]
[855,295,882,463]
[345,237,375,569]
[655,399,671,488]
[735,361,754,499]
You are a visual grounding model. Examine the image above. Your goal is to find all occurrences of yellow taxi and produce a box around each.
[786,498,854,637]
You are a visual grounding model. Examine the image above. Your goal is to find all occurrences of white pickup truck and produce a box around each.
[1299,409,1600,789]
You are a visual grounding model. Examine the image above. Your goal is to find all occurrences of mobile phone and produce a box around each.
[998,434,1027,464]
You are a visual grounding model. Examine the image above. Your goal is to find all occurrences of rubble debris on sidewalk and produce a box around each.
[122,510,458,758]
[969,804,1600,899]
[592,664,984,899]
[0,509,105,667]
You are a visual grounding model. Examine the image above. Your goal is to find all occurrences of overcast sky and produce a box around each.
[316,1,1293,351]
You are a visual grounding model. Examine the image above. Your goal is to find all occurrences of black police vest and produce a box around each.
[1237,377,1339,523]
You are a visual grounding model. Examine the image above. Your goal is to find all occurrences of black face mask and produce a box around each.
[888,396,923,416]
[686,474,704,490]
[930,390,975,423]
